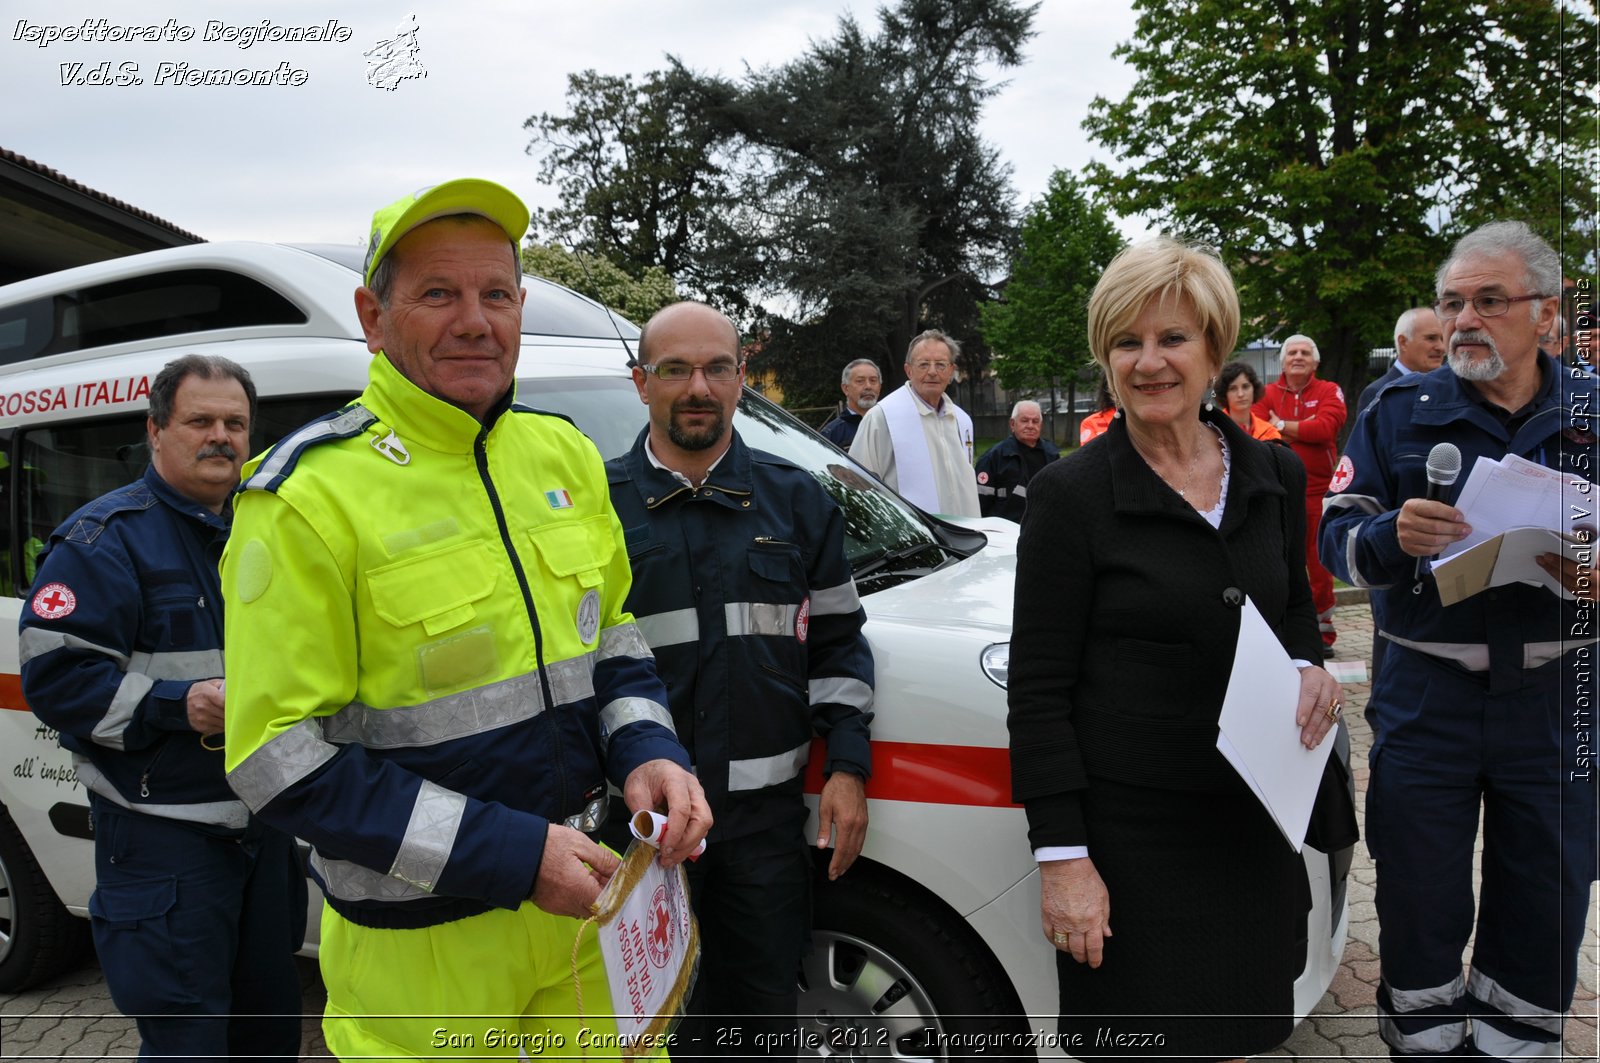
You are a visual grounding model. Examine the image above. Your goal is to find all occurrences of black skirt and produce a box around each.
[1054,776,1311,1062]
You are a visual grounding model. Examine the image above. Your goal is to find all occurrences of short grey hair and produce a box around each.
[1435,221,1560,310]
[1393,307,1434,349]
[906,329,961,364]
[1280,334,1320,363]
[1010,400,1042,419]
[149,355,257,428]
[840,358,881,386]
[369,214,523,306]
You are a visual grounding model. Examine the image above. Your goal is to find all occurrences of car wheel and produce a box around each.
[802,867,1032,1060]
[0,806,93,992]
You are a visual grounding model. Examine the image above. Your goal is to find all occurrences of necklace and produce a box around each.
[1135,425,1219,498]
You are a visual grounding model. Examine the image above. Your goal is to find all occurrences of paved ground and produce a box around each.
[2,601,1596,1060]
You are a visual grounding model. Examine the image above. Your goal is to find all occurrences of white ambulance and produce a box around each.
[0,242,1351,1055]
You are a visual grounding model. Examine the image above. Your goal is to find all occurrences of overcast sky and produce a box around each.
[3,1,1142,250]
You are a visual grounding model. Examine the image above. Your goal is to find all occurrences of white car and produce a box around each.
[0,242,1351,1055]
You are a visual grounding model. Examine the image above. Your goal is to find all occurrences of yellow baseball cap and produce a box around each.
[362,178,530,286]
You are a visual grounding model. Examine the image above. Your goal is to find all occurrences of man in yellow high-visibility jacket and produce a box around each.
[222,178,710,1060]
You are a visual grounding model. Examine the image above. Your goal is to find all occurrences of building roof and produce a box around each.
[0,147,203,284]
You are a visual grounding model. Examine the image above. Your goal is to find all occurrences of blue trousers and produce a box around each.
[673,821,813,1061]
[1367,648,1596,1060]
[88,799,307,1062]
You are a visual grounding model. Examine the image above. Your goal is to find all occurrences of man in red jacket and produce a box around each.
[1254,334,1347,648]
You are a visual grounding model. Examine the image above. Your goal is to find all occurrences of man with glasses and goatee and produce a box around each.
[608,300,875,1059]
[1322,221,1597,1061]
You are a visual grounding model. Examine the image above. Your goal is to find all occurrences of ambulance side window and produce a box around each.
[4,394,354,597]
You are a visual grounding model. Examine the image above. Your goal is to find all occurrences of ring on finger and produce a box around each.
[1052,931,1069,945]
[1324,699,1344,722]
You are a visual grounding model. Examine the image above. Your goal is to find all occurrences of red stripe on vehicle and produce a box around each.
[0,673,27,712]
[803,738,1018,808]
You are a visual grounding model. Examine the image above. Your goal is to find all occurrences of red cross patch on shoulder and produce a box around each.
[1330,454,1355,493]
[31,582,77,621]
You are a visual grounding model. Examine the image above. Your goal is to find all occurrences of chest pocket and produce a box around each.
[367,539,499,636]
[526,515,614,588]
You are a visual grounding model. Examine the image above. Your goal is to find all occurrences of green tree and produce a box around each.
[1083,0,1597,408]
[981,170,1124,394]
[524,68,744,307]
[521,244,678,325]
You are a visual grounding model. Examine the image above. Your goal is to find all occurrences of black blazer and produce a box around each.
[1006,406,1322,847]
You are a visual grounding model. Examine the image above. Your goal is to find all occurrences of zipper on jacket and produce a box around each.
[475,427,568,812]
[139,740,173,798]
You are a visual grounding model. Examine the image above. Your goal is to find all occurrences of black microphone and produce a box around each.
[1415,442,1463,581]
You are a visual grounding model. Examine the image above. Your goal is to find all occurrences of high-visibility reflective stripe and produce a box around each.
[77,757,249,828]
[975,484,997,497]
[597,622,652,661]
[321,657,593,750]
[1468,969,1564,1035]
[1471,1021,1561,1058]
[809,581,860,617]
[1388,973,1465,1013]
[1013,484,1027,499]
[95,671,154,750]
[809,675,873,711]
[313,850,433,903]
[128,649,225,679]
[1380,634,1599,672]
[725,602,798,639]
[599,696,675,743]
[635,608,699,649]
[228,718,340,810]
[729,741,810,791]
[1324,494,1388,588]
[1377,1016,1467,1055]
[388,781,465,893]
[243,406,377,492]
[18,628,128,667]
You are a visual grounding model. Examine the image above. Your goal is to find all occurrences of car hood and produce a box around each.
[859,516,1018,638]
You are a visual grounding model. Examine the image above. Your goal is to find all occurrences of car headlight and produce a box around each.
[980,643,1009,689]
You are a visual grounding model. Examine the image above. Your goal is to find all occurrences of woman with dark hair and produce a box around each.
[1007,237,1346,1060]
[1214,361,1283,442]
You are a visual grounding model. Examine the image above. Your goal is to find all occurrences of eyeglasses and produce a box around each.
[639,361,743,382]
[1434,293,1545,320]
[910,361,952,374]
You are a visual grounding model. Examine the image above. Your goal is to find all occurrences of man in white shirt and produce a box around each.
[850,329,980,517]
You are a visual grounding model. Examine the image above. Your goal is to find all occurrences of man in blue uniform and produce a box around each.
[607,301,875,1056]
[19,355,306,1061]
[819,358,880,448]
[1321,221,1597,1059]
[974,400,1058,521]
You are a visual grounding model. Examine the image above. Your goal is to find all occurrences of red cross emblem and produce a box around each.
[646,884,674,968]
[31,582,77,621]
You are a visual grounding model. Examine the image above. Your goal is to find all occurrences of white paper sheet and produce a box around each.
[1216,598,1338,852]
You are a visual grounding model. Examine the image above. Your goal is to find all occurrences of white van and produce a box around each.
[0,242,1352,1055]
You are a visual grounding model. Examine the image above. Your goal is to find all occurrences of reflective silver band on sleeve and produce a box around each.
[597,622,653,661]
[388,781,466,893]
[1379,633,1600,672]
[77,757,250,829]
[18,628,129,667]
[809,581,861,617]
[634,608,700,649]
[321,658,592,750]
[725,602,798,639]
[128,649,225,679]
[311,850,434,903]
[1013,484,1027,499]
[599,696,675,742]
[976,484,997,497]
[92,671,154,750]
[808,675,873,710]
[227,718,339,810]
[728,741,811,791]
[1324,493,1390,588]
[1467,969,1563,1036]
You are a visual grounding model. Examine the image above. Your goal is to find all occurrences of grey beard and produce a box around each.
[1448,330,1505,381]
[856,396,877,411]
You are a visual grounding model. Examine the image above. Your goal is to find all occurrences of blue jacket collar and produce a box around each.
[142,465,231,531]
[619,427,755,512]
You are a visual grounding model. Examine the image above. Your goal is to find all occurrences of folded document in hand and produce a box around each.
[1431,528,1591,606]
